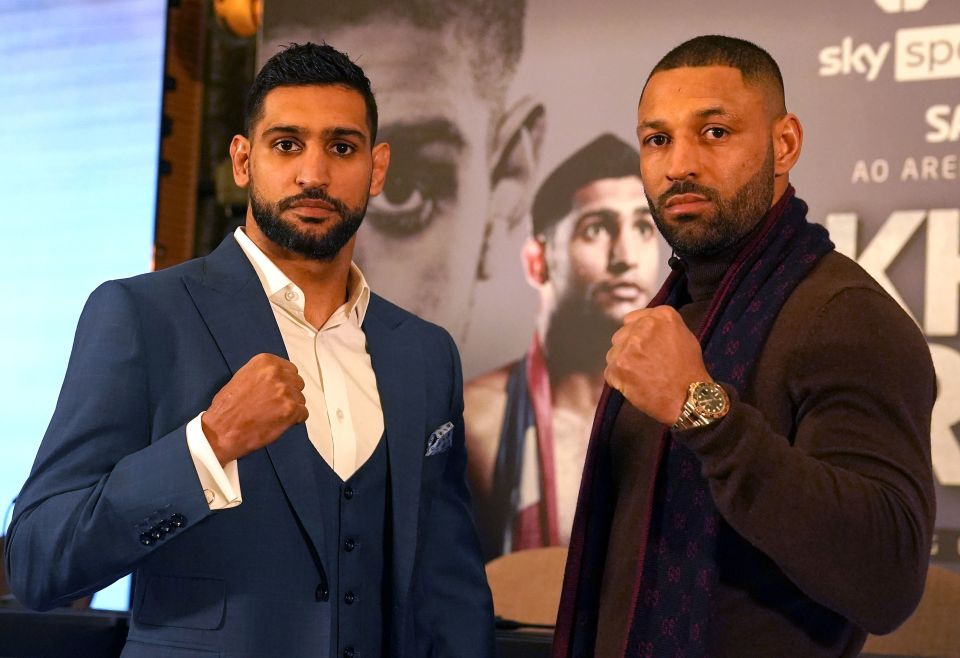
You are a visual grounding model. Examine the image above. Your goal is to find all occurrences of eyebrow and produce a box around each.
[260,124,369,145]
[377,118,466,149]
[695,106,737,122]
[575,208,618,228]
[637,106,738,132]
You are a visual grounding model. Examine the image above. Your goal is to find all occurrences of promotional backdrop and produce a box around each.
[262,0,960,566]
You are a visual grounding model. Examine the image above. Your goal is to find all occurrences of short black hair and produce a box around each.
[644,35,786,115]
[531,134,640,237]
[244,42,378,142]
[267,1,525,103]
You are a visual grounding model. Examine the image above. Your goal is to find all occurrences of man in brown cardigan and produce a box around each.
[553,35,935,658]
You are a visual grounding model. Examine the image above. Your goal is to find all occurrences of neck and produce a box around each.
[677,185,796,302]
[549,367,606,416]
[244,219,354,329]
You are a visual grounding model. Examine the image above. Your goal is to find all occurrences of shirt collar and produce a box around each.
[233,227,371,325]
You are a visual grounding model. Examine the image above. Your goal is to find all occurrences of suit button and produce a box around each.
[343,487,354,500]
[168,514,186,528]
[315,583,329,602]
[343,648,356,658]
[149,527,162,541]
[343,538,356,552]
[139,532,155,546]
[157,522,171,534]
[344,591,356,605]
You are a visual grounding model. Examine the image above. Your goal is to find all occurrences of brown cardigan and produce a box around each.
[595,250,936,657]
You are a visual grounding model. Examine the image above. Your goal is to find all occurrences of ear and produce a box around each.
[369,142,391,196]
[229,134,251,189]
[474,98,547,281]
[521,236,549,288]
[772,113,803,178]
[488,97,547,232]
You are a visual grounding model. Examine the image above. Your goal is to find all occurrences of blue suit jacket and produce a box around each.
[5,236,494,657]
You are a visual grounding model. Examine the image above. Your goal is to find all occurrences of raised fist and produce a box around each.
[201,353,308,465]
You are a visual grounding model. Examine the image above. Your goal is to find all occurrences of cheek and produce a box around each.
[569,243,608,283]
[639,157,662,187]
[640,242,660,280]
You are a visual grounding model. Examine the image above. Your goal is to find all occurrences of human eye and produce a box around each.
[636,218,655,238]
[330,141,356,157]
[366,138,458,238]
[273,139,301,153]
[577,215,613,242]
[643,133,669,148]
[704,126,729,140]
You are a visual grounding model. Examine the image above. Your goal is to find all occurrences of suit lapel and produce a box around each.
[183,236,329,562]
[364,295,425,605]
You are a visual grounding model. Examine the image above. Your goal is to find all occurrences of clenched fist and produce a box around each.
[201,353,308,465]
[605,306,712,425]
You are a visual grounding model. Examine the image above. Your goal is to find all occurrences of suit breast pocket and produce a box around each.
[136,574,226,630]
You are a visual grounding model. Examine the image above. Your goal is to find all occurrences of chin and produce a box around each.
[602,303,637,323]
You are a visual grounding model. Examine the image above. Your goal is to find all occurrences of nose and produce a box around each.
[295,147,330,189]
[666,135,699,182]
[609,221,638,275]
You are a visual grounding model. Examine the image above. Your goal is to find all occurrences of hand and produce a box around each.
[605,306,711,425]
[201,353,308,465]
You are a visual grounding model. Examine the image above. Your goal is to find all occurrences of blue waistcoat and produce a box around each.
[311,435,390,658]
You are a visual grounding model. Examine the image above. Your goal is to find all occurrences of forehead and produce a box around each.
[572,176,648,211]
[265,19,496,140]
[256,84,369,137]
[638,65,767,124]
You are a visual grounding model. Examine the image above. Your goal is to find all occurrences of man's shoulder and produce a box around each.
[465,362,516,398]
[84,251,212,311]
[788,249,897,315]
[463,360,518,485]
[780,248,925,349]
[118,253,208,288]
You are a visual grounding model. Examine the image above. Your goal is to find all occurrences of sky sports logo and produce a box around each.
[819,23,960,81]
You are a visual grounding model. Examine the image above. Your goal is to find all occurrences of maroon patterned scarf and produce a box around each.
[553,187,834,657]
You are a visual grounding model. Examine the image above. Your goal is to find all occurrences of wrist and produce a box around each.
[200,412,232,466]
[671,381,730,432]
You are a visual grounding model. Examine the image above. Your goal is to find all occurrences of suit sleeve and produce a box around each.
[413,329,495,658]
[4,281,215,610]
[682,287,936,634]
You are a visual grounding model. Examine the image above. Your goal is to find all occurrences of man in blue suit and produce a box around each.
[5,43,494,658]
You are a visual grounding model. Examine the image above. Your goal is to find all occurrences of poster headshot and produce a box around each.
[466,134,659,558]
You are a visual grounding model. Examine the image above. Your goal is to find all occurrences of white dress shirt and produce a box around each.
[185,228,385,509]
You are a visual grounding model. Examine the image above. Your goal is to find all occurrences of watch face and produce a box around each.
[692,382,728,418]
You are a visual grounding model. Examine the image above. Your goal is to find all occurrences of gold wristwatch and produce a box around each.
[671,381,730,432]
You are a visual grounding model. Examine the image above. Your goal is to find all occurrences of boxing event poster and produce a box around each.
[262,0,960,566]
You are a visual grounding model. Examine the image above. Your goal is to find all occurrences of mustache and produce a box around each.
[656,181,719,207]
[276,188,349,215]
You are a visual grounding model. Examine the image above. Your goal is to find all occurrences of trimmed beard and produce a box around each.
[543,293,623,377]
[648,144,775,258]
[250,185,368,262]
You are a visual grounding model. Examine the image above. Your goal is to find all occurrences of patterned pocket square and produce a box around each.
[425,421,455,457]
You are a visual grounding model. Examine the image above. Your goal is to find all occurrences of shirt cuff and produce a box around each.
[186,412,242,510]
